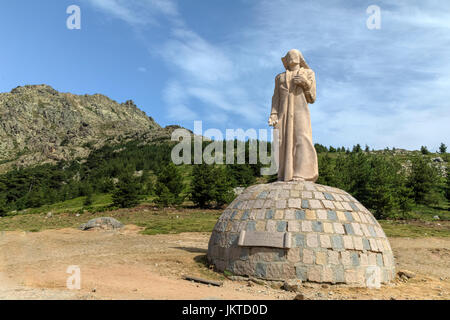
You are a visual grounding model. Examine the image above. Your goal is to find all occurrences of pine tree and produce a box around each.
[420,146,429,155]
[0,194,8,217]
[155,163,185,206]
[439,143,447,154]
[408,156,438,204]
[112,173,140,208]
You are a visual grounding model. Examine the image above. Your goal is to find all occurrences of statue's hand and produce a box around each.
[293,75,309,89]
[268,114,278,127]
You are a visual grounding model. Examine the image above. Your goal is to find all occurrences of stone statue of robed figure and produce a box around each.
[268,49,319,182]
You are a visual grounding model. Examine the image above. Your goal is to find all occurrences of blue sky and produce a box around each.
[0,0,449,151]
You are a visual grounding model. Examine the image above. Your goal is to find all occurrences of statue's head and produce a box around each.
[282,49,310,70]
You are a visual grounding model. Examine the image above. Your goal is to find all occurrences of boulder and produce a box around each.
[79,217,124,231]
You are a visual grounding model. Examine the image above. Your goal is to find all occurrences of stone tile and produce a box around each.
[333,266,345,283]
[302,221,312,232]
[340,194,350,202]
[312,221,324,232]
[265,209,274,219]
[266,220,276,232]
[377,239,384,252]
[241,210,250,220]
[351,212,361,222]
[306,234,319,248]
[341,202,352,211]
[256,221,266,231]
[295,234,305,248]
[290,190,300,198]
[333,223,345,234]
[301,200,309,209]
[274,210,284,220]
[315,186,326,192]
[255,262,267,278]
[278,190,290,199]
[315,251,327,265]
[305,210,316,220]
[323,192,335,201]
[355,202,366,211]
[288,198,301,208]
[323,266,334,283]
[263,200,273,209]
[341,251,351,265]
[331,235,344,249]
[350,252,360,266]
[295,265,308,281]
[276,200,287,209]
[343,235,354,249]
[323,222,333,233]
[333,202,344,210]
[382,253,391,267]
[287,221,299,232]
[309,199,322,209]
[332,193,342,201]
[349,202,359,212]
[231,221,242,232]
[284,209,295,220]
[277,221,287,232]
[344,211,354,221]
[302,248,314,264]
[369,238,378,251]
[327,210,338,221]
[344,223,354,235]
[246,221,256,231]
[304,183,316,191]
[351,223,363,236]
[322,200,335,209]
[287,248,301,263]
[316,209,328,220]
[376,227,385,238]
[257,191,268,199]
[361,224,371,237]
[328,250,340,265]
[337,211,347,221]
[314,191,325,200]
[344,270,358,284]
[368,252,377,266]
[295,210,306,220]
[358,212,368,224]
[367,225,377,237]
[376,254,384,267]
[360,253,368,266]
[308,266,322,282]
[362,238,371,251]
[320,235,332,248]
[302,191,313,199]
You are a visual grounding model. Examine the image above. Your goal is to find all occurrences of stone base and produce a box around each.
[207,181,396,287]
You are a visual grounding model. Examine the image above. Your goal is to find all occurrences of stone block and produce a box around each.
[265,209,274,219]
[316,209,327,220]
[362,238,371,251]
[320,235,332,248]
[277,221,287,232]
[323,266,334,283]
[302,191,313,199]
[327,210,338,221]
[312,221,323,232]
[309,199,322,209]
[331,235,344,249]
[295,265,308,281]
[255,262,267,278]
[328,250,340,265]
[308,266,322,282]
[288,198,301,208]
[351,223,363,236]
[246,221,256,231]
[266,220,277,232]
[276,200,287,209]
[284,209,295,220]
[333,223,345,234]
[344,223,354,235]
[295,234,305,248]
[287,247,301,263]
[315,251,327,265]
[305,210,316,220]
[322,200,335,209]
[323,192,335,201]
[333,202,344,210]
[302,248,314,264]
[343,235,354,249]
[344,211,354,221]
[323,222,333,233]
[337,211,347,221]
[302,221,312,232]
[341,251,351,266]
[301,200,309,209]
[365,266,381,289]
[306,234,319,248]
[274,210,284,219]
[369,238,378,251]
[287,221,300,232]
[350,252,360,266]
[314,191,325,199]
[294,209,305,220]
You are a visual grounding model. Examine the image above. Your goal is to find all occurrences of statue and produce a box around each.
[268,49,318,182]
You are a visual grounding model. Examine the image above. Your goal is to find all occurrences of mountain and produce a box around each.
[0,84,174,172]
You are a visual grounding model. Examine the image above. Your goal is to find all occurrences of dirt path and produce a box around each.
[0,227,449,300]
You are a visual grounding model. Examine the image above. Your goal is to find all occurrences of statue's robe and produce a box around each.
[270,68,318,182]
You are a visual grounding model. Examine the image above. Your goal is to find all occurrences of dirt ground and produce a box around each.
[0,226,449,300]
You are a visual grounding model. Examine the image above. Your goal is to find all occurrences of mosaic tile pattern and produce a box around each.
[207,181,396,287]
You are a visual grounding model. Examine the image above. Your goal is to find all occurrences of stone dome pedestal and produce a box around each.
[207,181,396,288]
